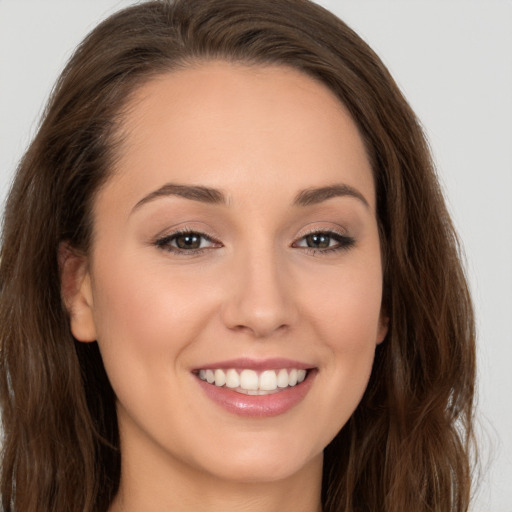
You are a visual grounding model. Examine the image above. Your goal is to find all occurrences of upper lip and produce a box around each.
[192,357,314,372]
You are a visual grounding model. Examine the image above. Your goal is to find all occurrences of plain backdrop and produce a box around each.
[0,1,511,511]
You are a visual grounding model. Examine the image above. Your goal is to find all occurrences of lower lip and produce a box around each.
[196,371,316,417]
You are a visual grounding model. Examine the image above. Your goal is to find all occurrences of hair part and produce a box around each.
[0,1,476,511]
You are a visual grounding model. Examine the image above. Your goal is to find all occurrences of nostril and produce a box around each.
[229,321,290,339]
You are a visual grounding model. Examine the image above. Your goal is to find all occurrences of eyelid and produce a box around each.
[294,225,348,239]
[292,224,350,245]
[152,223,355,255]
[152,222,220,243]
[154,226,223,254]
[291,226,355,253]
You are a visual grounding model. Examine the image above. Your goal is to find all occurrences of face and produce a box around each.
[67,62,387,487]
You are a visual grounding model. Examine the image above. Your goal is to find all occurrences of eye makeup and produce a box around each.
[154,228,222,255]
[291,228,355,255]
[153,226,355,257]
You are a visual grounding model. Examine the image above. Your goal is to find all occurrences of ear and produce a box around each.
[59,243,97,342]
[376,311,389,345]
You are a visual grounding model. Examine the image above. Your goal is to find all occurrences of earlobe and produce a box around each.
[59,243,97,343]
[376,313,389,345]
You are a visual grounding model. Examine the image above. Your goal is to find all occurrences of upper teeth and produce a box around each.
[198,368,307,394]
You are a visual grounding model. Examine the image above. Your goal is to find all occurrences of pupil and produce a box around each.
[307,233,330,248]
[176,234,200,249]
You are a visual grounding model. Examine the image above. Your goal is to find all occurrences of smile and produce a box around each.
[198,368,308,395]
[194,358,316,417]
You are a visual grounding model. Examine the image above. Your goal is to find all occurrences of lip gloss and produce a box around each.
[195,368,316,417]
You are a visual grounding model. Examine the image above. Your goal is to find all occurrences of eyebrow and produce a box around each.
[132,183,227,212]
[293,184,369,208]
[132,182,369,212]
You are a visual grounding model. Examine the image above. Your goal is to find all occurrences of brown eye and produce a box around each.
[304,233,332,249]
[293,231,355,253]
[155,231,220,253]
[175,233,202,250]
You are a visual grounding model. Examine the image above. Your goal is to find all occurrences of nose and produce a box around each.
[220,245,298,338]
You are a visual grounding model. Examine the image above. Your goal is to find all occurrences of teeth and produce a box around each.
[239,369,259,390]
[198,368,309,392]
[214,369,226,386]
[259,370,277,391]
[225,369,240,388]
[277,368,289,388]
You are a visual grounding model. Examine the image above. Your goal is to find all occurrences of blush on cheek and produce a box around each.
[318,296,383,349]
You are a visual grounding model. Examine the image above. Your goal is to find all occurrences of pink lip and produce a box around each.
[195,367,317,418]
[193,357,313,372]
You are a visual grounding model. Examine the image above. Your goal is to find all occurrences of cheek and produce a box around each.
[88,251,219,391]
[301,254,383,421]
[306,257,384,346]
[320,275,381,386]
[92,249,213,336]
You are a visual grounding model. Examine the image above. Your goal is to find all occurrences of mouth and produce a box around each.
[196,367,309,395]
[192,358,316,416]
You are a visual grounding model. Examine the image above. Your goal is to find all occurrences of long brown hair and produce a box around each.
[0,1,476,510]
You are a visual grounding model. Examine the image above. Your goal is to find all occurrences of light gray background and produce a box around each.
[0,1,511,511]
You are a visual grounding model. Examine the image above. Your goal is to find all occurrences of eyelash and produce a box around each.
[154,229,355,256]
[292,229,355,255]
[154,229,221,255]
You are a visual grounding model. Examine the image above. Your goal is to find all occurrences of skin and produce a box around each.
[63,61,387,512]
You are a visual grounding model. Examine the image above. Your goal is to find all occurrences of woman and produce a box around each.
[0,0,476,511]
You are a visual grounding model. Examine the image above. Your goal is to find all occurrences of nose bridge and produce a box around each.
[221,236,295,337]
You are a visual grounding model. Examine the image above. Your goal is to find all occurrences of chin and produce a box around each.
[188,434,324,484]
[208,453,322,485]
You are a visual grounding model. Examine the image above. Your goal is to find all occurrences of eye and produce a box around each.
[293,231,355,253]
[155,230,221,254]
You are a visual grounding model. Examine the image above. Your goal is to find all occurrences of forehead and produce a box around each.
[100,61,374,213]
